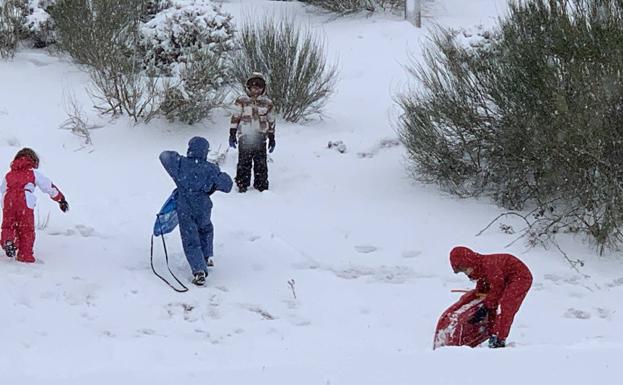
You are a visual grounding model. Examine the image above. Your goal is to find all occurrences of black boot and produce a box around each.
[192,271,207,286]
[2,240,16,258]
[488,335,505,348]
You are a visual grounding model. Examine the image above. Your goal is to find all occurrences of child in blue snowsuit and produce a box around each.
[159,137,233,286]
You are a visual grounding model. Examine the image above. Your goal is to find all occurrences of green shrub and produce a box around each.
[398,0,623,249]
[231,15,337,122]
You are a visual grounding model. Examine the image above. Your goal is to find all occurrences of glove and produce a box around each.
[208,184,217,196]
[267,133,275,153]
[468,305,489,324]
[229,129,237,149]
[59,198,69,213]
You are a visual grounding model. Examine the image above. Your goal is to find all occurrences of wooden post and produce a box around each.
[405,0,422,28]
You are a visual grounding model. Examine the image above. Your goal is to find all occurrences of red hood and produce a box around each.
[11,156,37,171]
[450,246,482,277]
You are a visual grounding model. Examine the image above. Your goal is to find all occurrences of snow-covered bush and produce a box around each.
[0,0,57,53]
[0,0,25,58]
[141,0,173,21]
[140,0,235,76]
[300,0,403,15]
[141,0,234,124]
[23,0,56,48]
[398,0,623,250]
[159,48,227,124]
[231,15,338,122]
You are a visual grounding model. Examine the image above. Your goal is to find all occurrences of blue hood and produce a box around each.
[187,136,209,160]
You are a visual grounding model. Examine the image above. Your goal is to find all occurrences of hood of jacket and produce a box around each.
[11,156,37,171]
[449,246,482,277]
[245,72,267,97]
[186,136,210,160]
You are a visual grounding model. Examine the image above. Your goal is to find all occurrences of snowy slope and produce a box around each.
[0,1,622,384]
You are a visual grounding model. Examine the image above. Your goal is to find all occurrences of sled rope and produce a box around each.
[150,214,189,293]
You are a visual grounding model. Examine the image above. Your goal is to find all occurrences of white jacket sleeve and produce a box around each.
[34,170,62,200]
[0,176,6,208]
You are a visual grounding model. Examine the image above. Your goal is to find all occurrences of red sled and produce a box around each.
[433,290,492,349]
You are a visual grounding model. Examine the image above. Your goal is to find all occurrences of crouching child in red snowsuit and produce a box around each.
[1,148,69,263]
[450,246,532,348]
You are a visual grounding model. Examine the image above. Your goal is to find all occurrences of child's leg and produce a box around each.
[199,222,214,260]
[1,202,18,248]
[178,215,207,275]
[16,208,36,263]
[252,146,269,191]
[235,146,254,190]
[491,274,532,340]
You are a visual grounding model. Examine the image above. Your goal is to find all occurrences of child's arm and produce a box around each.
[34,170,68,212]
[0,176,6,207]
[265,98,276,152]
[33,170,64,202]
[213,170,233,194]
[266,99,276,135]
[229,97,244,137]
[159,151,182,181]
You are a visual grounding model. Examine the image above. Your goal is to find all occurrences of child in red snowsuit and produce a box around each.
[1,148,69,263]
[450,246,532,348]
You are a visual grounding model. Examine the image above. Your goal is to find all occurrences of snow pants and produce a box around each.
[1,191,36,262]
[491,272,533,340]
[235,139,268,191]
[176,191,214,275]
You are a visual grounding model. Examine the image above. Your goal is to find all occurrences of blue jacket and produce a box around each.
[159,137,232,228]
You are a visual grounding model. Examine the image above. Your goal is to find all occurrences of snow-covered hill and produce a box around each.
[0,1,622,384]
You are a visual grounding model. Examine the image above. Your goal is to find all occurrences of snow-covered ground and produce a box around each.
[1,1,622,384]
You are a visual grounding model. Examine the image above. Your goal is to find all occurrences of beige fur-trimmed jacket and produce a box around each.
[229,95,276,139]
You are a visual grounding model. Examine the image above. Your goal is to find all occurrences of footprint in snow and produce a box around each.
[605,277,623,288]
[1,136,19,146]
[214,286,229,292]
[165,302,198,321]
[331,264,415,284]
[544,274,562,283]
[402,250,422,259]
[596,308,614,320]
[48,224,98,238]
[240,304,276,320]
[231,230,261,242]
[354,245,378,254]
[136,328,159,337]
[564,308,591,320]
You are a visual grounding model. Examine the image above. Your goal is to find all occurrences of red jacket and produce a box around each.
[450,246,532,310]
[1,156,64,209]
